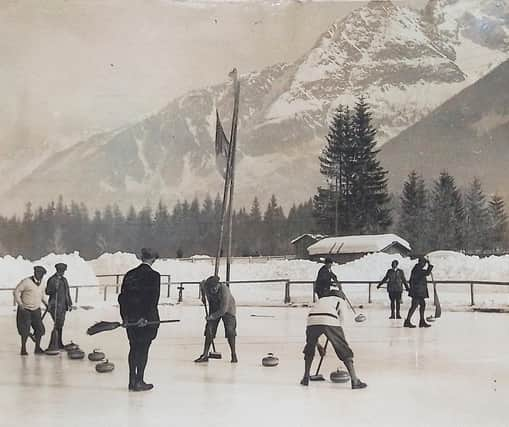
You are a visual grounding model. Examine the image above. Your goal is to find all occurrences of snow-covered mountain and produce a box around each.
[380,57,509,198]
[5,0,509,214]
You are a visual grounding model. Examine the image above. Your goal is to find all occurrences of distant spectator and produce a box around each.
[377,260,409,319]
[404,257,433,328]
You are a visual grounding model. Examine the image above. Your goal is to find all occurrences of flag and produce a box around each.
[215,110,230,179]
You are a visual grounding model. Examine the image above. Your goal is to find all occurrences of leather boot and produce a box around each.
[404,319,416,328]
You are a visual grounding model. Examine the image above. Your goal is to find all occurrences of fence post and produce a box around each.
[115,275,120,294]
[167,275,171,298]
[368,282,372,304]
[178,283,184,303]
[75,287,79,304]
[284,280,291,304]
[470,282,475,306]
[103,286,107,302]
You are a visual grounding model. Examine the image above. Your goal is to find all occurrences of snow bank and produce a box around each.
[5,251,509,287]
[0,252,98,289]
[1,251,509,308]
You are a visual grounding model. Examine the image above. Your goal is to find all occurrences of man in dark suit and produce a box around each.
[314,257,344,299]
[46,263,73,349]
[118,248,161,392]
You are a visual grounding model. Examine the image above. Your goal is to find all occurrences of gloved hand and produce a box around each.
[136,318,148,327]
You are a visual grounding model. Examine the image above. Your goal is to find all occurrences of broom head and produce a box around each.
[87,321,122,335]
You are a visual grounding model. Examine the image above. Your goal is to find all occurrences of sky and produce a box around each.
[0,0,425,156]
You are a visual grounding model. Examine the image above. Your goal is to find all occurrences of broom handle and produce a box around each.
[314,338,329,376]
[344,295,357,315]
[202,298,218,353]
[123,320,180,327]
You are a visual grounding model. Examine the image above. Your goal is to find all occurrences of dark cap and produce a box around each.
[33,266,47,275]
[55,263,67,272]
[204,275,220,289]
[141,248,159,261]
[324,257,333,264]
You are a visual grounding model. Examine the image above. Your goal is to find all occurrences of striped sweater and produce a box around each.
[307,296,344,327]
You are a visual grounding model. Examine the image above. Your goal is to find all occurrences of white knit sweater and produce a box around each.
[307,296,344,327]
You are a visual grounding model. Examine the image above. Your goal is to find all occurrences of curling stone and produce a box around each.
[68,348,85,360]
[64,342,79,352]
[330,369,350,383]
[262,353,279,367]
[354,313,367,323]
[88,349,105,362]
[95,359,115,373]
[45,349,60,356]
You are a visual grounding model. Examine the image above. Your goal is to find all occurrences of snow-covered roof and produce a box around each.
[290,234,326,244]
[307,234,411,256]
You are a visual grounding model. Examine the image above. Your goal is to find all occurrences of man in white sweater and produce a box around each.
[13,266,47,355]
[300,290,367,389]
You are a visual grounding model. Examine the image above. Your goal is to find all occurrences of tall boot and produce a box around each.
[128,345,137,390]
[419,302,430,327]
[227,336,238,363]
[133,343,153,392]
[20,337,28,356]
[300,357,313,386]
[419,320,431,328]
[344,359,367,389]
[34,336,44,354]
[57,328,65,349]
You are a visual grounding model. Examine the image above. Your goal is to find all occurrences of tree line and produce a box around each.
[1,98,507,259]
[0,195,315,260]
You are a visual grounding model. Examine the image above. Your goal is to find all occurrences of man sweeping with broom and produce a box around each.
[300,290,367,389]
[194,275,238,363]
[118,248,161,392]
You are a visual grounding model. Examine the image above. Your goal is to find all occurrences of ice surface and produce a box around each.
[1,304,507,427]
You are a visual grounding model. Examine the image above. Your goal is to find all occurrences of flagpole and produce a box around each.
[214,132,232,277]
[226,71,240,286]
[213,69,239,278]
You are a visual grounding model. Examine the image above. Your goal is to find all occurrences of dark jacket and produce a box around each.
[46,274,72,313]
[118,263,160,342]
[408,263,433,299]
[379,269,409,293]
[204,283,236,320]
[314,265,338,296]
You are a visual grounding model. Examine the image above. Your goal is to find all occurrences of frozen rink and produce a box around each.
[1,304,508,427]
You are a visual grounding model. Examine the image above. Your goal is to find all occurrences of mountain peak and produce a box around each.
[366,0,396,10]
[2,0,509,215]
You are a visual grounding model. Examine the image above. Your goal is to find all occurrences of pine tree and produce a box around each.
[313,98,391,235]
[398,171,429,253]
[488,195,508,250]
[248,197,263,255]
[351,97,391,233]
[263,195,286,255]
[154,200,171,256]
[464,177,490,252]
[429,171,465,250]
